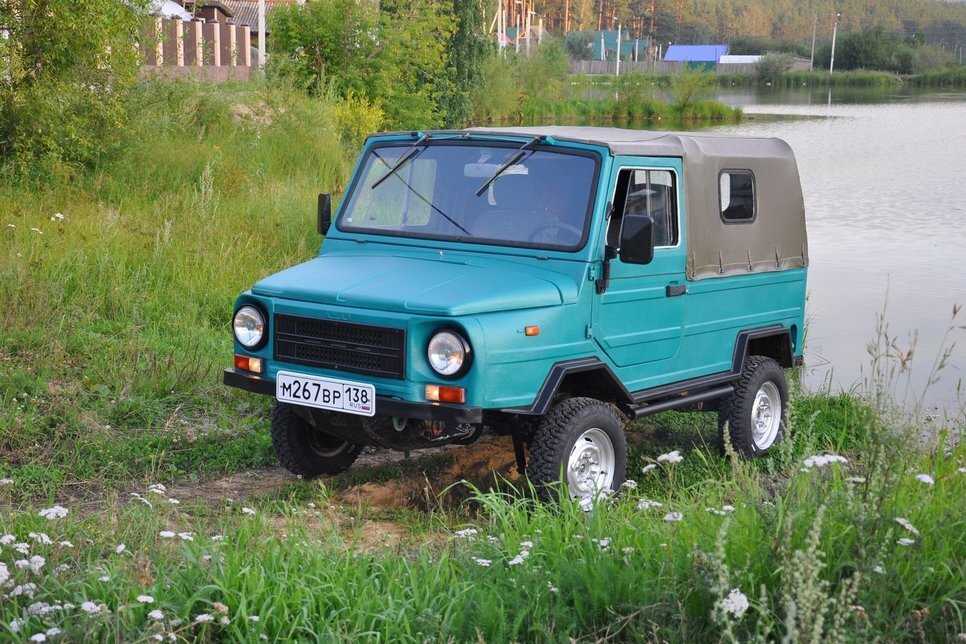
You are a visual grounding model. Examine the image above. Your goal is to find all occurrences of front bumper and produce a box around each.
[223,368,483,424]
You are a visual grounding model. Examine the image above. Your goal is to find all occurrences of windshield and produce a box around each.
[337,141,598,251]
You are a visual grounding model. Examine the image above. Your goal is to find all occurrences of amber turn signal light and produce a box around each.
[425,384,466,404]
[234,354,264,374]
[524,326,540,336]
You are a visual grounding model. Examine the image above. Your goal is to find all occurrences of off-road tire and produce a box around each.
[718,356,788,458]
[270,401,363,477]
[528,397,627,502]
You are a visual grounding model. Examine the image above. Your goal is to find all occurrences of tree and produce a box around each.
[0,0,145,177]
[441,0,493,127]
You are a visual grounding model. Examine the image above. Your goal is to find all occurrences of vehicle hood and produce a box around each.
[251,253,580,316]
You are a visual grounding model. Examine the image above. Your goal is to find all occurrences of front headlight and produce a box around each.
[427,330,471,377]
[233,305,266,349]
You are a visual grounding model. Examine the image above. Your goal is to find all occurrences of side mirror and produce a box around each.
[317,193,332,235]
[618,213,655,265]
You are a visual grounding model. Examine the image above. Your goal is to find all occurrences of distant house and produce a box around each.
[178,0,303,39]
[664,44,728,70]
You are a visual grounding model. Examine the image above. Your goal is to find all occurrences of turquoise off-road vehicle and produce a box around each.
[225,126,808,501]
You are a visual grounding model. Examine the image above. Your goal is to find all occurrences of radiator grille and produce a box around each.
[274,314,406,379]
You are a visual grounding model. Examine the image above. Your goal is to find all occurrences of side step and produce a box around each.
[629,385,734,419]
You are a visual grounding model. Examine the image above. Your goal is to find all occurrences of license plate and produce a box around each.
[275,371,376,417]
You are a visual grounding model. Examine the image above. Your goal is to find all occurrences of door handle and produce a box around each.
[666,284,687,297]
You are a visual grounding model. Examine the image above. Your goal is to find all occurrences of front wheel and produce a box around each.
[719,356,788,457]
[270,401,363,477]
[528,398,627,502]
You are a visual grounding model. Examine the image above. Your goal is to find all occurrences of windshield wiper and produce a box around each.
[371,132,430,190]
[474,136,545,197]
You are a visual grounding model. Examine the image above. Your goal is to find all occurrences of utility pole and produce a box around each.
[809,13,817,71]
[829,12,840,76]
[615,22,621,76]
[258,0,266,68]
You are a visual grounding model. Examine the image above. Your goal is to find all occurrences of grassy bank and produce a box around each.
[0,80,963,641]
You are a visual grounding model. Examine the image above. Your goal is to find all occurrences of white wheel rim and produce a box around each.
[567,428,615,499]
[751,381,781,450]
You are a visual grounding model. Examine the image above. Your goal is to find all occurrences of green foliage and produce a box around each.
[565,32,596,61]
[757,53,793,85]
[670,64,717,112]
[0,0,145,179]
[440,0,494,127]
[268,0,456,129]
[838,28,896,72]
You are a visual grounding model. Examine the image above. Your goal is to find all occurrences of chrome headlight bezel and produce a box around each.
[426,330,472,378]
[233,305,267,350]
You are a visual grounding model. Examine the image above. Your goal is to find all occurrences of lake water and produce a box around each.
[710,87,966,415]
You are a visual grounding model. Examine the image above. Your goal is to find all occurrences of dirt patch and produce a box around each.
[164,435,520,511]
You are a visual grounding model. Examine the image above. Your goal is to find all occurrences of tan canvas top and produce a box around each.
[463,126,808,280]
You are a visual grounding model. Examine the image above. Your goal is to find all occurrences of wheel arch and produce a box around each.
[733,325,795,369]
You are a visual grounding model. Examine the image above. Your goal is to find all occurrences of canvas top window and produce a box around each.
[719,170,756,223]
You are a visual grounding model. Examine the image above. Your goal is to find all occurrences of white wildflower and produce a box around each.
[657,450,683,464]
[29,633,46,642]
[249,615,260,622]
[39,505,68,520]
[130,493,152,507]
[29,532,52,545]
[641,464,657,474]
[454,528,478,538]
[177,532,194,542]
[137,595,155,604]
[0,562,7,585]
[27,602,53,616]
[11,583,38,597]
[81,601,101,615]
[508,551,530,566]
[592,538,611,550]
[0,534,15,544]
[486,535,500,544]
[242,507,256,515]
[872,565,885,574]
[54,213,65,221]
[471,557,492,567]
[30,227,43,235]
[201,554,213,563]
[27,555,45,574]
[211,534,225,542]
[13,542,29,554]
[802,454,848,470]
[45,628,61,637]
[153,635,164,642]
[147,485,167,496]
[721,588,749,619]
[194,613,215,624]
[621,479,638,489]
[637,499,663,510]
[115,544,126,554]
[167,498,180,505]
[5,224,13,229]
[59,541,74,548]
[98,575,110,582]
[957,467,966,474]
[520,540,534,549]
[159,531,176,539]
[663,512,683,522]
[148,610,164,620]
[55,564,70,574]
[915,474,935,486]
[895,517,920,536]
[547,582,558,593]
[846,476,867,484]
[721,505,736,513]
[10,618,21,633]
[220,616,229,625]
[897,538,916,546]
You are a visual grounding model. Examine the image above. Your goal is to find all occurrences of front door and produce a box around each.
[593,160,687,390]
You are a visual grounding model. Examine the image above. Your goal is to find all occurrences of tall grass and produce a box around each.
[0,80,354,495]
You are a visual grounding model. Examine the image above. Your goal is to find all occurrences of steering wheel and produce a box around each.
[527,222,583,243]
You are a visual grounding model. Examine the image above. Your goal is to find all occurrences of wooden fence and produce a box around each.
[140,17,253,82]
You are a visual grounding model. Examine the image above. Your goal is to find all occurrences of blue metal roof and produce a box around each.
[664,45,728,62]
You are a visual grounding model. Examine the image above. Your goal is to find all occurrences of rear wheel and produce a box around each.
[528,397,626,502]
[270,401,363,477]
[719,356,788,457]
